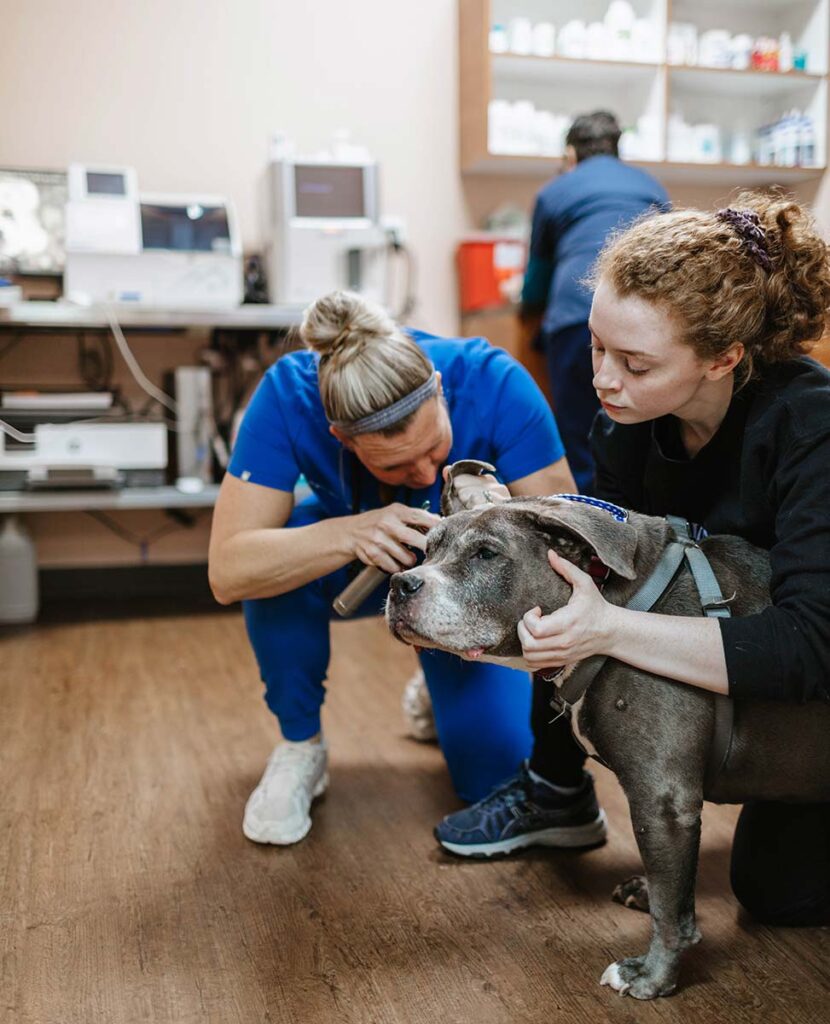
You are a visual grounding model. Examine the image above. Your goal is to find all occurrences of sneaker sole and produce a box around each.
[242,771,329,846]
[436,809,608,859]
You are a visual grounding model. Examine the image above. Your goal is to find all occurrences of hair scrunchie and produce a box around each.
[715,207,774,272]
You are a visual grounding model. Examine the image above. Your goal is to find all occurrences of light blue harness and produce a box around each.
[546,506,734,786]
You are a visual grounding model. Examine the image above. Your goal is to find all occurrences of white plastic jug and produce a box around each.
[0,515,39,623]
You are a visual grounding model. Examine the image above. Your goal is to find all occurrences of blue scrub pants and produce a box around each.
[242,495,533,803]
[543,323,599,495]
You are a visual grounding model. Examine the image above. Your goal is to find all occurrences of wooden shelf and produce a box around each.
[670,64,823,83]
[0,484,221,514]
[0,301,303,331]
[493,53,662,82]
[464,153,826,183]
[0,480,313,514]
[490,53,826,81]
[460,0,830,186]
[669,64,825,98]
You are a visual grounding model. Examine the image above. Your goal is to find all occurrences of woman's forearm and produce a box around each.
[210,516,355,604]
[605,606,729,695]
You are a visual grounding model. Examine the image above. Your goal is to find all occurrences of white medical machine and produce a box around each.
[0,417,167,490]
[265,158,392,307]
[63,164,243,310]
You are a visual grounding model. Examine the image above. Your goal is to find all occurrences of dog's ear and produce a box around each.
[509,498,638,580]
[441,460,497,516]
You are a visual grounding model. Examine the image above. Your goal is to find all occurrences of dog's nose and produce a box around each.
[391,572,424,598]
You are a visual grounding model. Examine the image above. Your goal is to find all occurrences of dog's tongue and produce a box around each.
[465,647,485,660]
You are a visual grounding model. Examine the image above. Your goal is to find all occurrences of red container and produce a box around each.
[456,235,526,314]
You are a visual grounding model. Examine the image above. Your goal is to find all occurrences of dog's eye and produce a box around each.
[473,547,499,561]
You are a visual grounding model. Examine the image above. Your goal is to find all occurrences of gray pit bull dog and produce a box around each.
[385,462,830,1000]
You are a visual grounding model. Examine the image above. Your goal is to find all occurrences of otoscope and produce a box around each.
[332,500,432,618]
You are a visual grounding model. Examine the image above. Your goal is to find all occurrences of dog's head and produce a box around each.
[385,496,639,662]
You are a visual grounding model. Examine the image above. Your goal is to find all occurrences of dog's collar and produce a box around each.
[552,494,629,523]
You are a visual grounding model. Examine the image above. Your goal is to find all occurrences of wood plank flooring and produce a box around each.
[1,602,828,1024]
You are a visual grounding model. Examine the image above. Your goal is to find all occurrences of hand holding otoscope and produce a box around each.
[333,499,438,617]
[333,460,499,618]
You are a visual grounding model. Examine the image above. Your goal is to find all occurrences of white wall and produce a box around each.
[1,0,470,335]
[2,1,827,569]
[3,1,826,333]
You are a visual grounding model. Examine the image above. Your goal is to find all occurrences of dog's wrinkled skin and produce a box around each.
[385,476,830,1000]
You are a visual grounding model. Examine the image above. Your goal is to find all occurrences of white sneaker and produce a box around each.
[402,668,437,742]
[242,739,329,845]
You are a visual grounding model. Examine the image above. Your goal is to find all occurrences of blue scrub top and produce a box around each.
[522,155,670,337]
[228,330,565,516]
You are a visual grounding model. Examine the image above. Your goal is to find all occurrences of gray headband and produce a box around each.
[331,372,439,435]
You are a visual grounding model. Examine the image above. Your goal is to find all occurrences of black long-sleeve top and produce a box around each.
[590,356,830,703]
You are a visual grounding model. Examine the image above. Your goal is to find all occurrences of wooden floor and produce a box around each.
[1,601,828,1024]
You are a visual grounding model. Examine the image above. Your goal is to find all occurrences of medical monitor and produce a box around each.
[293,164,369,219]
[140,203,232,252]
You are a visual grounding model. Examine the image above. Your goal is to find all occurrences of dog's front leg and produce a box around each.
[601,789,703,999]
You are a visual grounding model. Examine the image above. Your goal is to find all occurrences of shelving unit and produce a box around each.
[0,301,303,331]
[0,303,301,516]
[459,0,830,184]
[0,485,221,514]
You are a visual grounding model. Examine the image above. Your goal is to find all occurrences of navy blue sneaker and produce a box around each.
[434,763,607,858]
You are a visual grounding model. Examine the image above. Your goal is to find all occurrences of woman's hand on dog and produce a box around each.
[518,549,620,668]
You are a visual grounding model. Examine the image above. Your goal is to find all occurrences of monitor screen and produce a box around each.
[294,165,366,219]
[140,203,231,252]
[86,171,127,196]
[0,167,67,274]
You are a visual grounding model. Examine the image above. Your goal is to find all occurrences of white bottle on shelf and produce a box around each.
[631,19,658,62]
[769,114,783,165]
[694,123,722,163]
[756,121,774,166]
[779,32,793,73]
[637,115,661,160]
[0,516,39,624]
[798,114,816,166]
[531,22,555,58]
[585,21,609,60]
[666,23,685,65]
[513,100,537,153]
[508,17,533,55]
[730,34,753,71]
[782,110,799,166]
[557,20,587,59]
[605,0,635,61]
[487,99,510,153]
[699,29,732,68]
[489,24,509,54]
[668,112,694,162]
[730,125,752,165]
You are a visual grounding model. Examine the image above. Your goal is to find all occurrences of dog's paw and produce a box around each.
[600,961,632,996]
[600,956,677,1000]
[611,874,650,912]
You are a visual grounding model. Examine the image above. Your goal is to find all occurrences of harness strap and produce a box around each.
[553,535,688,709]
[549,516,735,788]
[666,517,735,790]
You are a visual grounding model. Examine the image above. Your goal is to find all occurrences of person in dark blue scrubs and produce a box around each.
[521,110,669,493]
[208,290,577,846]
